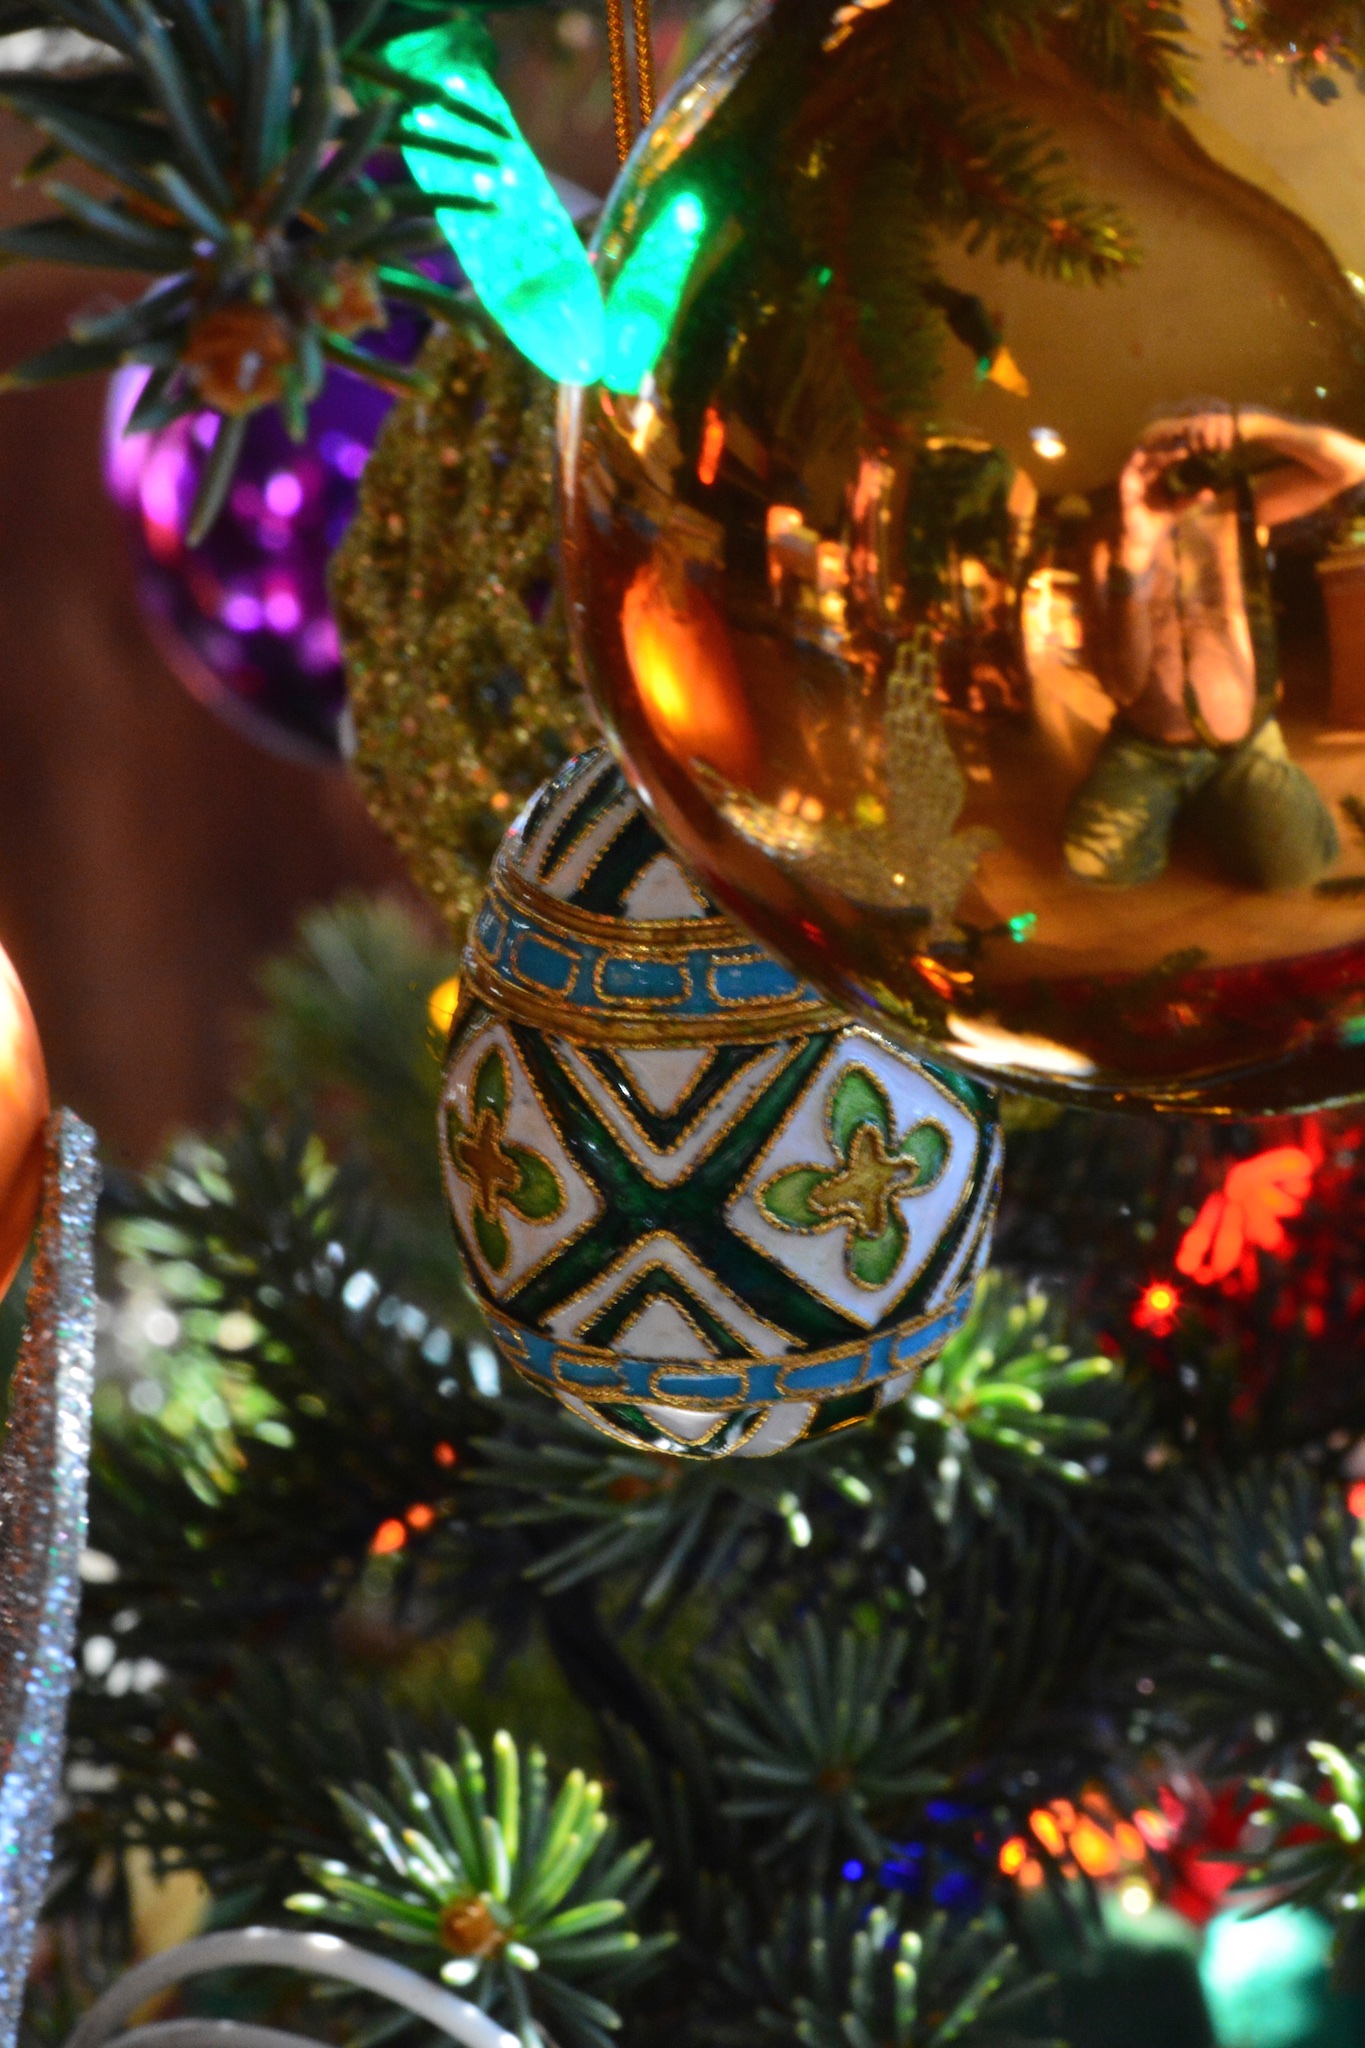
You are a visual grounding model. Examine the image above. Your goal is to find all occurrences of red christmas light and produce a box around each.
[1176,1145,1315,1290]
[1133,1279,1181,1335]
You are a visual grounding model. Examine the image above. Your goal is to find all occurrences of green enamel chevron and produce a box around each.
[580,1262,751,1359]
[506,1023,852,1345]
[581,1041,772,1152]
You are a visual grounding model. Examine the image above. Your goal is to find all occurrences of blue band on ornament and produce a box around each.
[481,1287,972,1411]
[464,867,839,1042]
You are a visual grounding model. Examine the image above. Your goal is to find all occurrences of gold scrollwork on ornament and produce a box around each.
[494,853,734,950]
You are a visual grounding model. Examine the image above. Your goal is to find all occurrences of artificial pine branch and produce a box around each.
[0,0,501,517]
[244,894,464,1312]
[286,1730,672,2048]
[1129,1463,1365,1755]
[704,1615,963,1873]
[87,1116,496,1676]
[1219,0,1365,85]
[1241,1737,1365,1927]
[62,1656,422,1911]
[472,1270,1125,1626]
[713,1888,1056,2048]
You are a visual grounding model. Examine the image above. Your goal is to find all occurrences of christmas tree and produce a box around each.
[8,0,1365,2045]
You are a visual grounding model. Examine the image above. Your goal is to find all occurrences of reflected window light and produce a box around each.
[697,407,725,486]
[1029,426,1066,461]
[947,1012,1097,1078]
[815,540,847,593]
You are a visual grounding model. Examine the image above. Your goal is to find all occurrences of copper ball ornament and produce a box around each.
[561,0,1365,1113]
[0,941,48,1298]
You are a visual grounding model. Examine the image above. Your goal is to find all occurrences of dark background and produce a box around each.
[0,9,689,1161]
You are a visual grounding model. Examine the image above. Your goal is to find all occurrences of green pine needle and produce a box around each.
[721,1889,1055,2048]
[287,1731,671,2048]
[0,0,497,529]
[706,1615,961,1872]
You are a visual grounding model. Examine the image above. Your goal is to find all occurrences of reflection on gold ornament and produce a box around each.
[561,0,1365,1111]
[699,629,996,943]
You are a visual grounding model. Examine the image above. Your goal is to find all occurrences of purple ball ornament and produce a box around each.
[102,304,428,765]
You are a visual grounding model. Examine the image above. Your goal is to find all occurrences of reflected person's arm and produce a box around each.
[1238,410,1365,526]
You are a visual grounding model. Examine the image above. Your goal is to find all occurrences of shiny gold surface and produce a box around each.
[561,0,1365,1111]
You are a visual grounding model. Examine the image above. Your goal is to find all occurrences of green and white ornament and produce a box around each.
[440,751,1001,1458]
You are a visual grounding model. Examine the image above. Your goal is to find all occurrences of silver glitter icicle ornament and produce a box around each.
[0,1113,100,2048]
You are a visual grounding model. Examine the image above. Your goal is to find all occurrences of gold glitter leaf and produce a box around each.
[331,314,594,938]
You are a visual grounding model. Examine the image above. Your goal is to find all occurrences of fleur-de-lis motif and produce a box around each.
[447,1048,564,1274]
[758,1063,950,1289]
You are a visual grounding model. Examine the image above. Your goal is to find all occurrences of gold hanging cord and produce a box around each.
[604,0,656,162]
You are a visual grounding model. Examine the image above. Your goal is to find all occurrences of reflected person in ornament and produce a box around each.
[1062,403,1365,889]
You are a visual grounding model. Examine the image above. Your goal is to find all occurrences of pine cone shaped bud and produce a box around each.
[438,1893,507,1959]
[185,306,295,415]
[319,262,387,340]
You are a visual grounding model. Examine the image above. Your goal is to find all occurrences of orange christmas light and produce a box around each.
[1000,1792,1153,1896]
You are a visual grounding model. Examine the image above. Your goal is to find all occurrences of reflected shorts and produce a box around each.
[1062,718,1339,891]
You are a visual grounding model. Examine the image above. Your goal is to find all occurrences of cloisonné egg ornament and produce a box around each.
[439,750,999,1458]
[562,0,1365,1113]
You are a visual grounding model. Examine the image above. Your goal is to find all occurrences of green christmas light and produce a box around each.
[1199,1905,1333,2048]
[387,26,604,386]
[601,190,708,396]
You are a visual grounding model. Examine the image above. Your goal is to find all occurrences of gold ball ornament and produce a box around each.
[0,941,48,1299]
[561,0,1365,1113]
[332,315,594,937]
